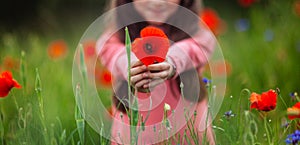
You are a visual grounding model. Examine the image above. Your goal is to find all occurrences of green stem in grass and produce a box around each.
[277,88,287,109]
[186,110,199,145]
[76,43,88,145]
[202,102,210,145]
[181,82,201,144]
[35,69,44,119]
[75,107,85,145]
[202,84,213,145]
[59,129,67,145]
[264,116,272,145]
[277,120,291,144]
[0,108,4,145]
[75,84,85,145]
[11,92,19,110]
[35,68,49,144]
[79,44,88,85]
[238,89,251,140]
[125,27,134,144]
[125,27,139,145]
[20,51,26,94]
[79,44,87,83]
[125,27,132,89]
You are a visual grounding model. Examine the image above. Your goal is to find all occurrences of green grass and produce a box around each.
[0,0,299,144]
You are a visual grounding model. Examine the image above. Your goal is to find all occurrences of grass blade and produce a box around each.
[35,68,49,144]
[75,85,85,145]
[20,51,26,93]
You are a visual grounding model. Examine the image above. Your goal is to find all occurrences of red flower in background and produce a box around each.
[294,0,300,17]
[47,40,68,60]
[2,56,19,70]
[95,67,112,87]
[250,89,277,112]
[0,71,21,97]
[238,0,256,7]
[132,26,170,66]
[287,102,300,120]
[200,8,224,35]
[200,8,221,34]
[205,60,232,76]
[83,40,96,58]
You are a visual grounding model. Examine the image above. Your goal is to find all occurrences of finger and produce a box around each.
[147,62,170,71]
[135,79,151,88]
[149,71,169,79]
[144,78,165,88]
[131,73,149,85]
[130,65,147,76]
[131,61,144,67]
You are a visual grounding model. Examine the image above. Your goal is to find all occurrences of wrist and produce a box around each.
[167,57,176,79]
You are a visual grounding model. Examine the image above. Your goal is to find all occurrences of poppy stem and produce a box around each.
[0,105,4,145]
[278,92,288,109]
[264,116,272,145]
[11,92,19,110]
[20,51,26,95]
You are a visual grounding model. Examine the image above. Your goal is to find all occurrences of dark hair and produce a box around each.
[114,0,200,43]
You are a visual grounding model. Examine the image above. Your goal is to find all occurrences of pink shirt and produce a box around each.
[97,27,216,145]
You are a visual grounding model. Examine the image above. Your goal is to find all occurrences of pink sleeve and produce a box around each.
[96,32,137,80]
[167,28,216,78]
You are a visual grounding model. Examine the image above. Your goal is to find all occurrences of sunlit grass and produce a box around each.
[0,0,299,144]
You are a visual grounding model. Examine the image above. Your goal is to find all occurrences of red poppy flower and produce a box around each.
[200,8,223,35]
[0,71,21,97]
[287,102,300,120]
[238,0,255,7]
[47,40,68,60]
[250,89,277,112]
[132,26,170,66]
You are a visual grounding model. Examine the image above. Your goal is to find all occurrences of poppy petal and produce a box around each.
[140,26,168,38]
[287,102,300,120]
[132,27,170,66]
[249,89,277,112]
[0,71,21,97]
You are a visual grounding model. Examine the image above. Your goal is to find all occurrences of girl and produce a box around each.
[97,0,216,144]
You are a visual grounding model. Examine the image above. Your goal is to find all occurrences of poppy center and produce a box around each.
[144,43,153,54]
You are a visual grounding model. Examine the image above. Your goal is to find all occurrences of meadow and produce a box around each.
[0,0,299,144]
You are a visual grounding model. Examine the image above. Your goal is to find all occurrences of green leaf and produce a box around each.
[125,27,132,101]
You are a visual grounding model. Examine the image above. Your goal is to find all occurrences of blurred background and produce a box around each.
[0,0,299,144]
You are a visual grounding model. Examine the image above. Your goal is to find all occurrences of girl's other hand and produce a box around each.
[130,61,151,90]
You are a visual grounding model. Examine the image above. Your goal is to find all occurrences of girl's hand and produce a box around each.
[130,61,151,91]
[145,60,175,88]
